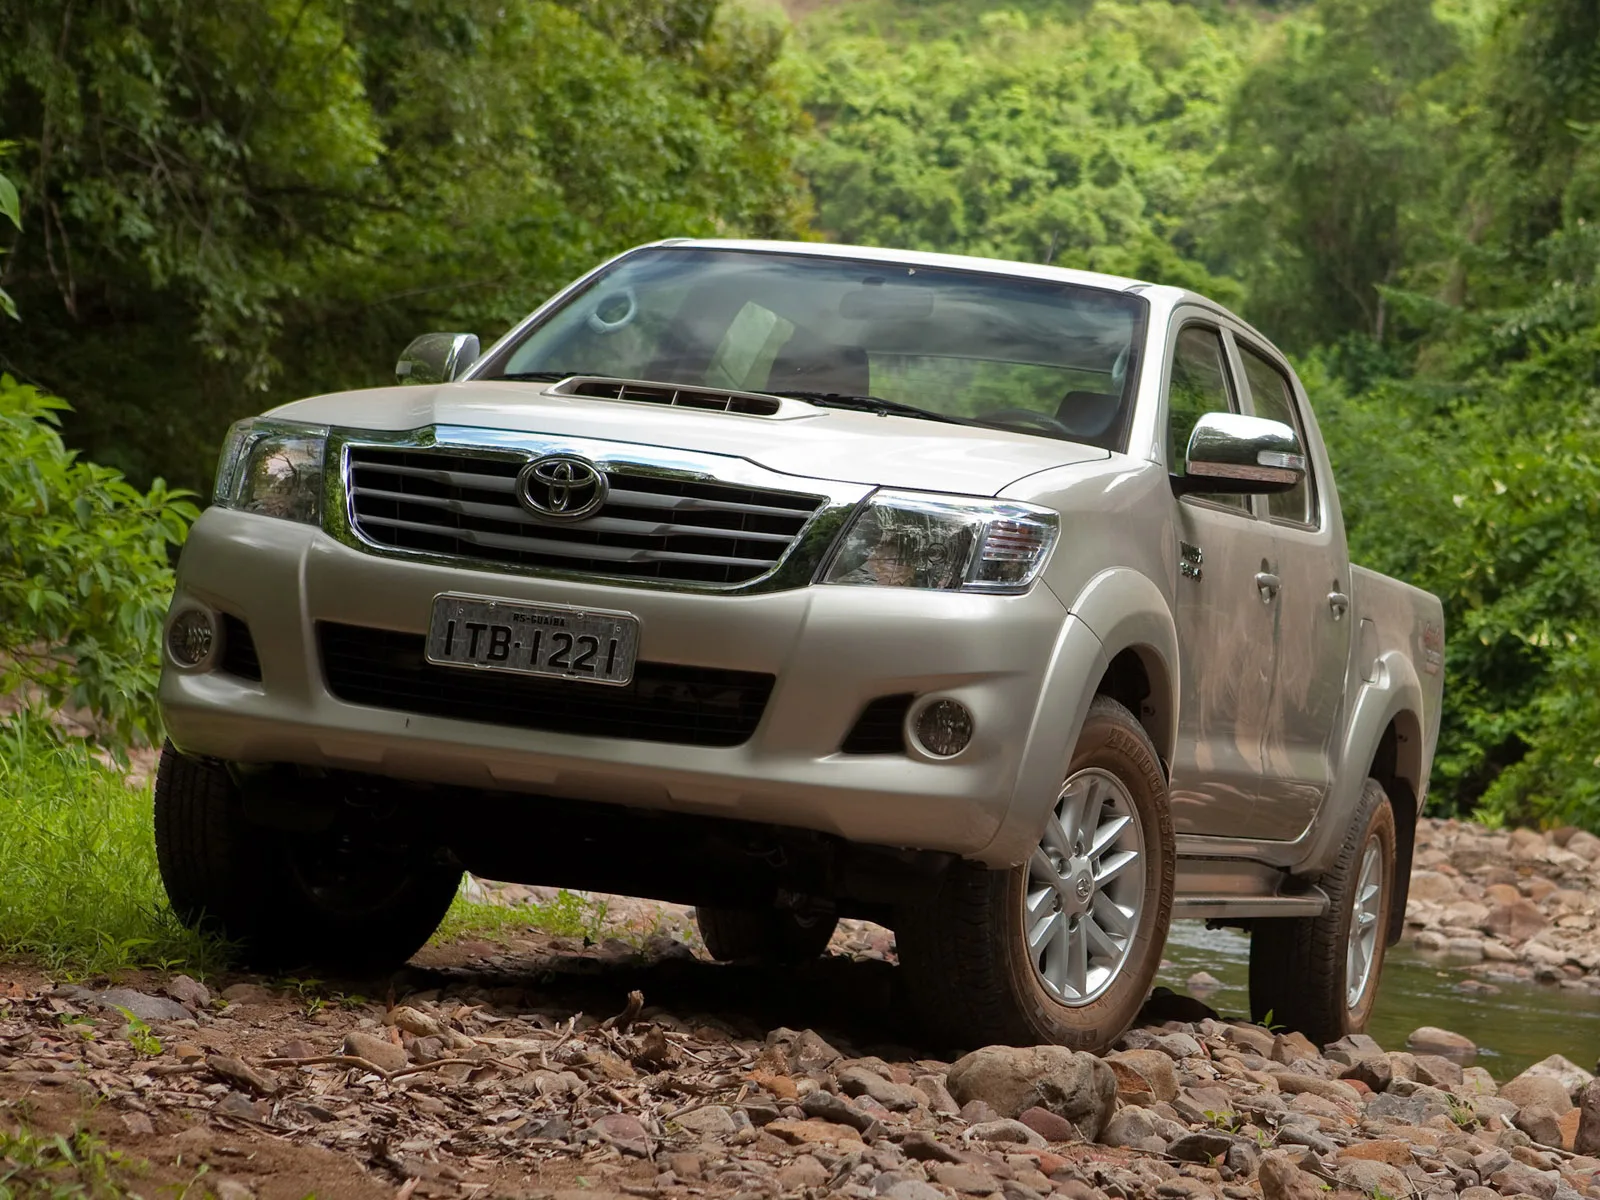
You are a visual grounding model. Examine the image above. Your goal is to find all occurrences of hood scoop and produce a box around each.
[551,376,800,419]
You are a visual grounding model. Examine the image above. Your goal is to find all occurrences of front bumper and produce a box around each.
[161,509,1087,863]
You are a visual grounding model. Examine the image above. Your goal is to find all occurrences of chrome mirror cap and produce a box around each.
[395,333,480,385]
[1176,412,1306,496]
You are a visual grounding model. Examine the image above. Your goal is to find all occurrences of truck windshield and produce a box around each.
[484,248,1146,449]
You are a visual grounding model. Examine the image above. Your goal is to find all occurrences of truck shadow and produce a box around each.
[394,935,924,1056]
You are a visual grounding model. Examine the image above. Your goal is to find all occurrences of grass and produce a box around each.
[0,714,620,978]
[0,719,224,979]
[435,884,613,944]
[0,1107,145,1200]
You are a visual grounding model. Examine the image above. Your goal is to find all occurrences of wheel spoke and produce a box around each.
[1094,848,1138,888]
[1029,910,1061,955]
[1053,786,1090,856]
[1071,776,1105,848]
[1030,846,1061,885]
[1026,883,1056,924]
[1090,813,1132,858]
[1063,917,1087,997]
[1093,892,1135,936]
[1083,913,1120,959]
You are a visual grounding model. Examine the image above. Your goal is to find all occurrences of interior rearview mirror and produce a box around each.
[1174,412,1306,496]
[395,333,480,385]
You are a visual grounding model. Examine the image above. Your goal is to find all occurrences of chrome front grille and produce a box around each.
[345,445,826,585]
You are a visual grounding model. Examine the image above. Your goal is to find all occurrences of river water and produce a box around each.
[1156,921,1600,1079]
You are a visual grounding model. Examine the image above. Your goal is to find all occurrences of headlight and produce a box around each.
[213,418,328,525]
[822,491,1059,593]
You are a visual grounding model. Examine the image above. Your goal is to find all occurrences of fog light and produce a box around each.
[914,699,974,758]
[166,608,218,667]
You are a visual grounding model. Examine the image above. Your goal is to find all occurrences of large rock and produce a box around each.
[1485,898,1549,943]
[945,1046,1117,1141]
[1405,1026,1477,1061]
[1336,1158,1410,1197]
[1104,1049,1178,1103]
[1099,1106,1167,1152]
[1518,1054,1595,1099]
[1501,1072,1575,1114]
[1409,871,1461,902]
[1514,1105,1566,1149]
[1259,1153,1325,1200]
[1577,1081,1600,1156]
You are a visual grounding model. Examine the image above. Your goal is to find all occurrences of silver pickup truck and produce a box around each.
[155,240,1444,1051]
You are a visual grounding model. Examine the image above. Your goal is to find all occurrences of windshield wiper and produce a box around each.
[481,370,590,382]
[770,391,979,426]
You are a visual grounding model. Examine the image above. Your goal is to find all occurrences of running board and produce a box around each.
[1173,856,1329,919]
[1172,893,1329,919]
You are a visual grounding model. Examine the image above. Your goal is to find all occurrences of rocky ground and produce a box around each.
[6,816,1600,1200]
[1404,820,1600,990]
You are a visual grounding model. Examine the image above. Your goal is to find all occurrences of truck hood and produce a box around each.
[270,381,1111,495]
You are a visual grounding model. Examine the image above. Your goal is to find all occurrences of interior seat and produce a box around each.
[1055,390,1124,448]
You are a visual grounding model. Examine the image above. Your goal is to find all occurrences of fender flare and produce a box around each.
[973,569,1179,868]
[1293,648,1426,878]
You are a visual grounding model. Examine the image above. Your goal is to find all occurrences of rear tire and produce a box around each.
[694,905,838,963]
[895,696,1174,1052]
[154,742,462,972]
[1249,778,1396,1045]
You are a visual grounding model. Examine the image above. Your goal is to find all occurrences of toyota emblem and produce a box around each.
[516,455,608,521]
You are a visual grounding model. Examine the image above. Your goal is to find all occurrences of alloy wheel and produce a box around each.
[1023,767,1145,1005]
[1346,840,1384,1007]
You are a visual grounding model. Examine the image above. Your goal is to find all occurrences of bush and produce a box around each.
[0,375,196,750]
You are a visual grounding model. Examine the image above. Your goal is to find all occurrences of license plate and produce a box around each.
[425,594,639,686]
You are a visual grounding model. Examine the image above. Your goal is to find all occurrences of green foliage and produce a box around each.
[0,1112,139,1200]
[0,0,810,488]
[0,152,18,321]
[111,1008,161,1057]
[1205,0,1465,349]
[792,4,1247,299]
[0,717,225,977]
[435,884,613,944]
[0,376,195,750]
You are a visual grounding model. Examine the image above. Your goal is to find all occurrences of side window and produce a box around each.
[1167,326,1248,512]
[1238,345,1317,527]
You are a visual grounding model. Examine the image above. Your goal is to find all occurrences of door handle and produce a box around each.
[1255,572,1280,602]
[1328,591,1350,621]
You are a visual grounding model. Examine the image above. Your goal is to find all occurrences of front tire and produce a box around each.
[1249,778,1396,1044]
[154,743,462,972]
[895,696,1175,1052]
[694,905,839,963]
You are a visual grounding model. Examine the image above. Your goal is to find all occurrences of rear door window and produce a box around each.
[1237,344,1317,527]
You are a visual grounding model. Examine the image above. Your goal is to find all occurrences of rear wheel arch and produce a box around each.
[1368,713,1423,945]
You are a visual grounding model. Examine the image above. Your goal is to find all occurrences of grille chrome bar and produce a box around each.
[343,439,834,586]
[354,487,795,543]
[355,514,782,568]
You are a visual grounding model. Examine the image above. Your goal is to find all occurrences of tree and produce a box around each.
[0,0,810,488]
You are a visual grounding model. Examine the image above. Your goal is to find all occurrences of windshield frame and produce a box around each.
[468,244,1151,451]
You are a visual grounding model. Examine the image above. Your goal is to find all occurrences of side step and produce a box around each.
[1171,893,1329,919]
[1172,855,1330,920]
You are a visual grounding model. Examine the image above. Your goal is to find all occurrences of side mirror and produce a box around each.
[395,333,480,385]
[1174,412,1306,496]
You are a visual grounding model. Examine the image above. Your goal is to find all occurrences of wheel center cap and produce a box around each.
[1059,856,1094,914]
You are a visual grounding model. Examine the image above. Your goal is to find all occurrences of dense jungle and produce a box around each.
[0,0,1597,832]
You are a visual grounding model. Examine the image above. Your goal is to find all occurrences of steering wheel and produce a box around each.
[980,408,1076,437]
